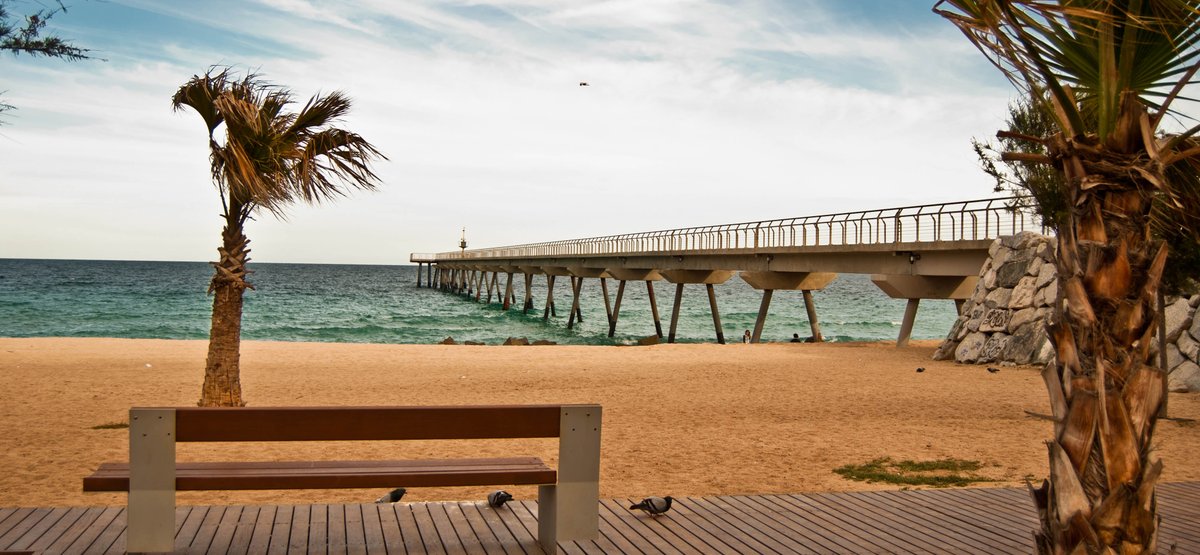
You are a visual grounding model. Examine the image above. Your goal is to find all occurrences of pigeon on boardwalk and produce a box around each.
[487,490,513,508]
[375,487,406,503]
[630,496,674,516]
[987,367,1000,373]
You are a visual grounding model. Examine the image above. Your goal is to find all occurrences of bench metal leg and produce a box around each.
[538,406,601,552]
[128,408,176,553]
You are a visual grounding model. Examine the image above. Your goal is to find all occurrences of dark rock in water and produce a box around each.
[637,335,660,346]
[440,337,457,345]
[531,339,557,345]
[463,340,485,346]
[503,337,529,346]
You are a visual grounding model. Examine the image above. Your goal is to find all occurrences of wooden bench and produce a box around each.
[83,404,601,553]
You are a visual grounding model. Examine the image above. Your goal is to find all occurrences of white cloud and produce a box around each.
[0,0,1016,263]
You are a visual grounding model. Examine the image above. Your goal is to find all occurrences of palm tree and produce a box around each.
[172,67,385,407]
[935,1,1200,553]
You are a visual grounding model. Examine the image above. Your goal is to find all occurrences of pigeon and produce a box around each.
[987,367,1000,373]
[375,487,406,503]
[916,367,925,373]
[630,496,674,516]
[487,490,513,508]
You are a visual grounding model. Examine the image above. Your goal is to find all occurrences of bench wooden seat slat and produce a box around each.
[170,406,564,442]
[83,457,556,491]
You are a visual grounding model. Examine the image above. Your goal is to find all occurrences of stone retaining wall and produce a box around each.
[932,231,1200,393]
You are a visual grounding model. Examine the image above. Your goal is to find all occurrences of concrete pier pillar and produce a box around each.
[606,279,623,337]
[427,264,432,288]
[523,273,534,313]
[647,281,663,338]
[751,289,773,343]
[706,283,725,344]
[567,277,583,329]
[659,270,734,344]
[544,275,557,319]
[897,299,920,348]
[416,263,423,287]
[739,271,837,343]
[802,290,824,342]
[668,283,685,344]
[871,274,977,347]
[503,272,514,310]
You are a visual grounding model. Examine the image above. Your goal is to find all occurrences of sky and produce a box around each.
[0,0,1019,265]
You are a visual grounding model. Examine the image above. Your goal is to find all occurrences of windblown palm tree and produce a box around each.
[936,1,1200,553]
[172,67,385,407]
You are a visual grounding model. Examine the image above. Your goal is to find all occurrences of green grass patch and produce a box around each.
[91,421,129,430]
[834,457,994,488]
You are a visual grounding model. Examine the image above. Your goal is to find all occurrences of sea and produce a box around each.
[0,259,959,345]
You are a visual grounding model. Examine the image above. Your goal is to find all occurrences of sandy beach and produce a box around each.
[1,337,1197,508]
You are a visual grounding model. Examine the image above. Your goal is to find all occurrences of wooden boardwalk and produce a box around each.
[2,482,1197,554]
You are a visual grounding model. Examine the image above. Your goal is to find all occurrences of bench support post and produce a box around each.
[538,405,601,552]
[128,408,176,553]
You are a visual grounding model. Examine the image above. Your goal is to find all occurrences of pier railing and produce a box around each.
[413,197,1043,262]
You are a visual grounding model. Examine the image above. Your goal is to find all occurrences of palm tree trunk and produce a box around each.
[199,221,252,407]
[1035,126,1168,554]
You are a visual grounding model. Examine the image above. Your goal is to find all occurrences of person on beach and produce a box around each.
[743,330,751,343]
[791,333,802,343]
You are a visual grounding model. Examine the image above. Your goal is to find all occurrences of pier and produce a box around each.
[411,197,1042,345]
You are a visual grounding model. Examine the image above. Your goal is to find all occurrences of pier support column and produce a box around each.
[751,289,773,343]
[427,264,432,289]
[486,272,499,304]
[871,274,977,347]
[416,263,423,287]
[802,290,824,342]
[475,271,484,302]
[739,271,837,343]
[659,270,735,344]
[503,272,515,310]
[897,299,920,348]
[544,275,556,319]
[706,283,725,344]
[607,280,625,338]
[567,277,584,329]
[668,283,685,344]
[523,273,535,313]
[600,278,612,330]
[647,281,663,338]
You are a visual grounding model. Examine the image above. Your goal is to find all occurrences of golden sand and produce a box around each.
[1,337,1197,507]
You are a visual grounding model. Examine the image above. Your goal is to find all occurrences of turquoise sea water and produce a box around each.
[0,259,957,345]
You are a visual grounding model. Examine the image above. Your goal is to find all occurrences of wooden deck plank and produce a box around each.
[288,504,311,554]
[360,504,387,555]
[7,506,75,552]
[409,503,451,555]
[208,504,244,555]
[835,490,1002,553]
[610,498,691,555]
[0,508,50,548]
[392,503,431,555]
[427,502,474,555]
[451,502,507,555]
[772,493,892,553]
[187,505,228,555]
[504,500,548,555]
[592,501,648,555]
[57,506,120,555]
[345,504,369,555]
[15,481,1200,554]
[688,495,806,553]
[467,502,526,555]
[597,499,673,554]
[631,496,741,555]
[907,487,1037,550]
[307,504,329,555]
[721,494,845,555]
[328,503,348,555]
[244,505,278,555]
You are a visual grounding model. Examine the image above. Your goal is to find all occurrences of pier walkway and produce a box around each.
[5,482,1197,553]
[411,198,1043,345]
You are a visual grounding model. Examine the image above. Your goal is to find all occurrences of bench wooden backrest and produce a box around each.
[155,405,572,442]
